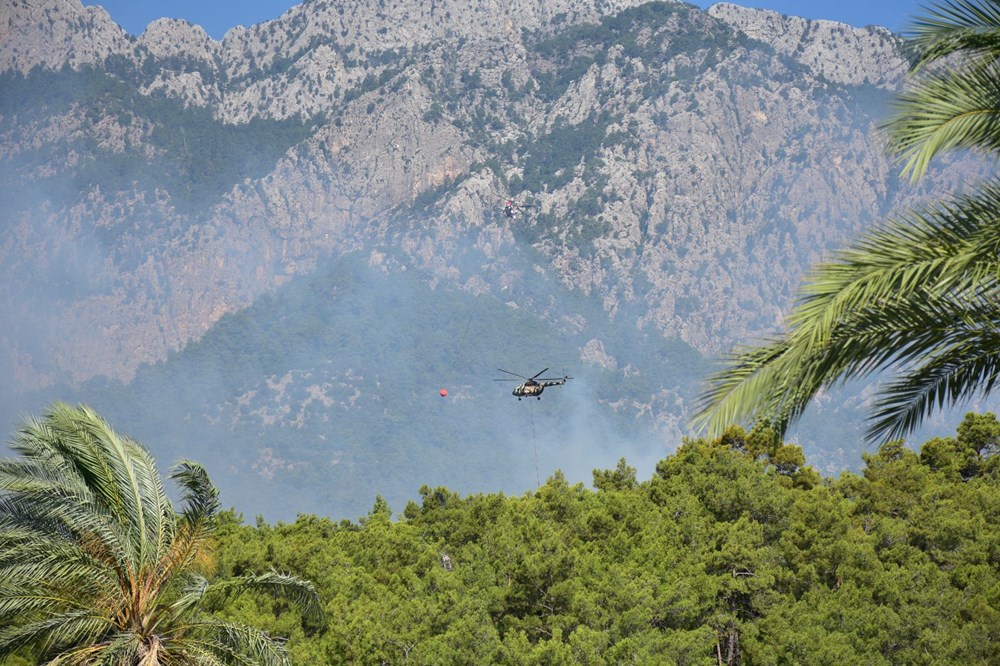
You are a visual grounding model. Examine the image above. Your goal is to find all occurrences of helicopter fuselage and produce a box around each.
[513,382,545,399]
[496,368,571,400]
[512,378,567,400]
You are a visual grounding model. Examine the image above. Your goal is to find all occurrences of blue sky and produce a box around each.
[83,0,928,41]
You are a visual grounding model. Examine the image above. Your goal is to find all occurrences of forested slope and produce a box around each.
[208,415,1000,664]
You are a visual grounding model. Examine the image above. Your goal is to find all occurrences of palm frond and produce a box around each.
[691,337,795,436]
[179,620,292,666]
[171,461,221,529]
[784,183,1000,342]
[91,633,144,666]
[13,404,147,567]
[694,180,1000,442]
[866,330,1000,441]
[0,457,85,495]
[45,633,143,666]
[0,404,317,663]
[19,404,180,572]
[128,442,176,569]
[884,59,1000,179]
[5,418,90,498]
[203,571,324,624]
[0,610,110,660]
[169,574,210,616]
[0,586,91,624]
[0,558,111,611]
[887,1,1000,181]
[904,0,1000,68]
[125,463,221,598]
[160,641,228,666]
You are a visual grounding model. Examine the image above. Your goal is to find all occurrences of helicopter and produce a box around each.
[495,368,571,400]
[495,192,535,219]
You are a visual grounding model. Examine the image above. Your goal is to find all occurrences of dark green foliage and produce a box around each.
[209,419,1000,664]
[342,51,411,103]
[919,412,1000,481]
[528,2,740,101]
[521,117,610,191]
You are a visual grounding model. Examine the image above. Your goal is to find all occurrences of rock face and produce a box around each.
[0,0,975,394]
[0,0,131,73]
[707,3,906,87]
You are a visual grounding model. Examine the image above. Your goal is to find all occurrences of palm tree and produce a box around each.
[0,402,322,665]
[693,0,1000,443]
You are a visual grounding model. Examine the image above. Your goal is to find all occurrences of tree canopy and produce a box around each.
[208,416,1000,664]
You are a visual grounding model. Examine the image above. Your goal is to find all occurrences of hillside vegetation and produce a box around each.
[207,416,1000,664]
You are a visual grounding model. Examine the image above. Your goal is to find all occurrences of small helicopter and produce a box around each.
[495,368,571,400]
[495,192,535,219]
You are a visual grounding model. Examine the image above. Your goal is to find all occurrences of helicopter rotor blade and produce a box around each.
[491,191,535,205]
[533,372,572,382]
[531,368,550,380]
[497,368,529,379]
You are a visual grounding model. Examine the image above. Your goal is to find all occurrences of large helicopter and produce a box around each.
[495,368,571,400]
[495,192,535,219]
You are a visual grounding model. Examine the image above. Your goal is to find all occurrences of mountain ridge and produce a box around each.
[0,0,955,390]
[1,0,988,517]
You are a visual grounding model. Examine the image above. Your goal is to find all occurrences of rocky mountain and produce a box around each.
[0,0,984,517]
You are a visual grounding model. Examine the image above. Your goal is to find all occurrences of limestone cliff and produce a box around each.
[0,0,976,400]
